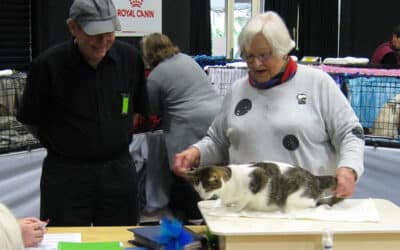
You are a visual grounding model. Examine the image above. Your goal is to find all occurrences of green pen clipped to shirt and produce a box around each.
[121,93,129,115]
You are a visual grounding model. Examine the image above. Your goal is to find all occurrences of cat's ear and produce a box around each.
[216,166,232,181]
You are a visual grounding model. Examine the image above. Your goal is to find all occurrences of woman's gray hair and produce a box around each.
[238,11,295,58]
[0,203,24,250]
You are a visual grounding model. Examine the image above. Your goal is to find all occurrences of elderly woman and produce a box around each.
[140,33,222,223]
[173,11,364,199]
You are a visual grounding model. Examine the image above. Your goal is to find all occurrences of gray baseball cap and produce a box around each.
[69,0,121,35]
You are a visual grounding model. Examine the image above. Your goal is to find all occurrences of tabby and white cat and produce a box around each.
[184,161,343,213]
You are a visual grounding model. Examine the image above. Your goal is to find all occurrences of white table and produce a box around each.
[199,199,400,250]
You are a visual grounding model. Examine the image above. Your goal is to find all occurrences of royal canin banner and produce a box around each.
[113,0,162,37]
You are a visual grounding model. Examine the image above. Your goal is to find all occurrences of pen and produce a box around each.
[41,219,50,229]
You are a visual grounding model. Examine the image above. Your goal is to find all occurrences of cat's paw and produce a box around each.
[285,199,316,213]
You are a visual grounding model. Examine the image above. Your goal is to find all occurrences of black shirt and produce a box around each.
[17,39,148,161]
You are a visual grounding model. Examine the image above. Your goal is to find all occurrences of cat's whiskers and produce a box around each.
[319,194,336,199]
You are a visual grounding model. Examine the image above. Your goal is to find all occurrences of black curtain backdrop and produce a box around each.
[31,0,211,59]
[0,0,31,70]
[265,0,338,59]
[9,1,399,70]
[31,0,73,58]
[298,0,338,59]
[264,0,298,39]
[341,0,400,59]
[264,0,300,57]
[189,0,211,56]
[265,0,400,59]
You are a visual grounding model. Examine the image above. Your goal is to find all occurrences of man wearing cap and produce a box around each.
[17,0,148,226]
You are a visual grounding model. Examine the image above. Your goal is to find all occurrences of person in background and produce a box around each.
[0,203,25,250]
[140,33,223,223]
[371,24,400,65]
[16,0,148,226]
[0,204,47,248]
[174,11,364,199]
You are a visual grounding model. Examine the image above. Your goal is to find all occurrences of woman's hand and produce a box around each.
[335,167,357,198]
[173,147,201,176]
[18,217,47,247]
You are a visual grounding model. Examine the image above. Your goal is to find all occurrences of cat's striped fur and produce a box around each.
[185,161,343,213]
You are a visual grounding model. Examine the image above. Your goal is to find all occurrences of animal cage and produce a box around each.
[347,75,400,147]
[0,72,40,154]
[206,66,247,96]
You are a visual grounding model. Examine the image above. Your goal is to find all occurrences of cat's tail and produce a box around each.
[317,176,344,206]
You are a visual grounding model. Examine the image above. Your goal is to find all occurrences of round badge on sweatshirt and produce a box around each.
[234,99,252,116]
[283,134,299,151]
[352,126,365,139]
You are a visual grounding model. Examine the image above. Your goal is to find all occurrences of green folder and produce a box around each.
[57,241,122,250]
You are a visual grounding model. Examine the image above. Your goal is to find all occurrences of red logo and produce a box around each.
[130,0,143,8]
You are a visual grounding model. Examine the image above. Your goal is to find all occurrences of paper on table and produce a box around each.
[25,233,82,250]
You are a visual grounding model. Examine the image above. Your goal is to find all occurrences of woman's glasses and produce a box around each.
[243,51,273,63]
